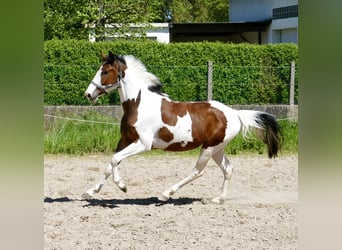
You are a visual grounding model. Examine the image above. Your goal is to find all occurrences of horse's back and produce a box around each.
[152,99,241,150]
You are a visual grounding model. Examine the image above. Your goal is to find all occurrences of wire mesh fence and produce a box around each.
[44,62,298,105]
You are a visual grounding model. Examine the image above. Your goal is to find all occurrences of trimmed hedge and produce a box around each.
[44,40,298,105]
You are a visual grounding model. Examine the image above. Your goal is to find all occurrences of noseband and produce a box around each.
[91,79,120,94]
[91,71,123,94]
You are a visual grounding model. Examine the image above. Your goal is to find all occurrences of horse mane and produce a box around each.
[123,55,168,97]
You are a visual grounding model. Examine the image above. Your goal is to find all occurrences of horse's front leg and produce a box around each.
[82,163,113,199]
[82,140,147,199]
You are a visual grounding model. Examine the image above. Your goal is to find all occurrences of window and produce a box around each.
[273,5,298,20]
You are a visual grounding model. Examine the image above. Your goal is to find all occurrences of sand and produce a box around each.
[44,153,297,249]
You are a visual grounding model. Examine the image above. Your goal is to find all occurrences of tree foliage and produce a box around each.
[44,0,98,40]
[170,0,228,22]
[44,0,229,41]
[44,0,162,41]
[92,0,163,41]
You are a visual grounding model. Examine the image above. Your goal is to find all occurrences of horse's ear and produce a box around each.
[108,51,115,59]
[107,51,116,64]
[100,52,106,61]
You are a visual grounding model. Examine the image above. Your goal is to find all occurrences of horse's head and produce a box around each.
[85,51,127,102]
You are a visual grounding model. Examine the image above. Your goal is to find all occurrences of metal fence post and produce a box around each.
[290,61,295,105]
[207,60,213,101]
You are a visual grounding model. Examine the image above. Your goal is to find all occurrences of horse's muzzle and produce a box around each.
[84,91,98,102]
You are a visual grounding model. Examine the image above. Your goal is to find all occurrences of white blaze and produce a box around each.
[85,66,103,101]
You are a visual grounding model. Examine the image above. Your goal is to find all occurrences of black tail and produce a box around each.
[255,113,283,158]
[237,110,282,158]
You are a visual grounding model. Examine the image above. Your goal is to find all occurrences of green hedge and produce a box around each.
[44,40,298,105]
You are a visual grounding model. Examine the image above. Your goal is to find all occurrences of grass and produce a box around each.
[227,119,298,156]
[44,112,298,156]
[44,112,120,155]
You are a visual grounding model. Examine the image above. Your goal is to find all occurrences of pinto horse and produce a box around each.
[83,51,282,204]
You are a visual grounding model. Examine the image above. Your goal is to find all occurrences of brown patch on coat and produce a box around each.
[164,140,203,152]
[116,91,141,152]
[158,127,174,142]
[160,99,187,126]
[160,99,227,151]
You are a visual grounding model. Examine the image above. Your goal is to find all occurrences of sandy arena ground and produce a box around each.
[44,153,298,249]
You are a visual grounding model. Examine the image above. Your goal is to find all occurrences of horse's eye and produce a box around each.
[102,71,108,76]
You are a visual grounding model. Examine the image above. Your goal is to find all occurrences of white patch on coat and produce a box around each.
[152,112,193,149]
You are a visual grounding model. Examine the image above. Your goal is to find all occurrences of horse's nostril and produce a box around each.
[87,93,92,99]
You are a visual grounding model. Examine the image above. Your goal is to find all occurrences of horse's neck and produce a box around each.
[118,80,163,118]
[118,68,159,103]
[118,61,163,109]
[118,78,141,103]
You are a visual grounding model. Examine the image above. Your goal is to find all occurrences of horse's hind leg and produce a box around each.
[82,163,113,199]
[205,149,234,204]
[159,148,212,202]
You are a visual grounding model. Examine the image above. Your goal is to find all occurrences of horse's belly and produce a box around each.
[152,125,198,151]
[152,138,201,151]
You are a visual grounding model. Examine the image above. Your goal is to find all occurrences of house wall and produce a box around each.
[89,23,170,43]
[230,0,298,44]
[230,0,274,22]
[269,17,298,43]
[146,23,170,43]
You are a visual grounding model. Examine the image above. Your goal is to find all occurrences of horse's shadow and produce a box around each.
[44,196,201,208]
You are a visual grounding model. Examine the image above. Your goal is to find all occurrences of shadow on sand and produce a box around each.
[44,196,201,208]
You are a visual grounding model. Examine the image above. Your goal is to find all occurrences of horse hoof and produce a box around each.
[121,186,127,193]
[201,197,225,204]
[211,197,225,204]
[201,197,212,204]
[81,192,93,200]
[158,193,169,202]
[116,183,127,193]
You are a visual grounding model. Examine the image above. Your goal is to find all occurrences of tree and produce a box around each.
[207,0,229,22]
[93,0,163,41]
[44,0,162,41]
[44,0,229,41]
[44,0,98,40]
[167,0,228,23]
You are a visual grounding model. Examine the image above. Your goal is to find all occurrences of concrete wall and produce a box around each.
[44,105,297,128]
[231,105,298,120]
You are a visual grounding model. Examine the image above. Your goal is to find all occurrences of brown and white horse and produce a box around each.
[83,51,282,204]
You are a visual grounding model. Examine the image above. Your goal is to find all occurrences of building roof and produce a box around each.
[169,20,271,43]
